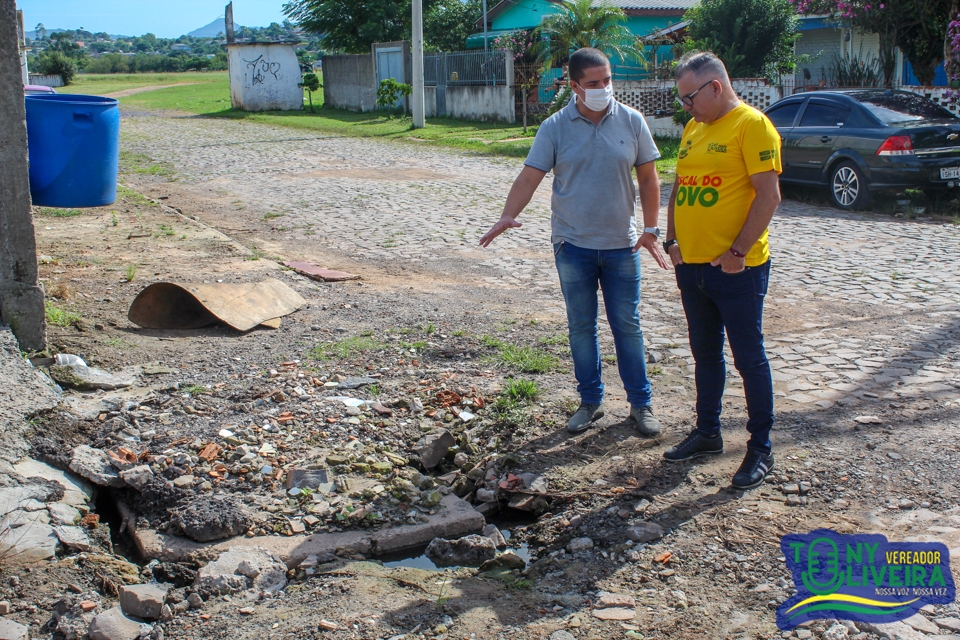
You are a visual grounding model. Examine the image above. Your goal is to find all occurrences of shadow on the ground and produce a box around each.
[352,308,960,634]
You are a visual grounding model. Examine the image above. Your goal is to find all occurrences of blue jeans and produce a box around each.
[554,241,652,408]
[675,261,774,454]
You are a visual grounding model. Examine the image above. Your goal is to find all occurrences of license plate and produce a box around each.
[941,167,960,179]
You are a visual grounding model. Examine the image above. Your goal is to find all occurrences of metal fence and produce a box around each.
[424,50,509,87]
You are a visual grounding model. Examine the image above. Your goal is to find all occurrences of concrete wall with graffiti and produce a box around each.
[227,43,303,112]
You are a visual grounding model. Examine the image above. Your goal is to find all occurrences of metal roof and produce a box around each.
[596,0,697,9]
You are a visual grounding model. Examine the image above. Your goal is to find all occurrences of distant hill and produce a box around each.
[187,18,228,38]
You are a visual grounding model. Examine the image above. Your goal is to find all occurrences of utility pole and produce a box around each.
[411,0,425,128]
[0,0,45,350]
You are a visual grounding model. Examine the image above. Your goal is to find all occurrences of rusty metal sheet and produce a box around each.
[127,278,305,332]
[283,261,359,282]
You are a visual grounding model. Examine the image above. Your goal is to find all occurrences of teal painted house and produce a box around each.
[466,0,694,56]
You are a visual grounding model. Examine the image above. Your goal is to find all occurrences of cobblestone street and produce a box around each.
[123,112,960,415]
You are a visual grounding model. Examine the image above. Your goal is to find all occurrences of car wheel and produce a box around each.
[829,161,871,210]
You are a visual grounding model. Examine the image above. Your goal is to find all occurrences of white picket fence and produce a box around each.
[28,74,64,87]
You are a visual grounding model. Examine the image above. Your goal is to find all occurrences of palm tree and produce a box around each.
[540,0,645,68]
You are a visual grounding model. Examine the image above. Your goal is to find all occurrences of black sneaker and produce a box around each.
[731,450,775,490]
[663,429,723,462]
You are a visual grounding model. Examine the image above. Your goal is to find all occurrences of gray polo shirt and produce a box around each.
[525,99,660,250]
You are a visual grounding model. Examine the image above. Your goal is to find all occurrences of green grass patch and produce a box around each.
[36,207,83,218]
[45,302,81,328]
[538,333,569,346]
[479,335,507,349]
[117,184,153,205]
[124,264,138,282]
[119,151,176,178]
[308,336,382,360]
[182,384,208,396]
[503,378,540,401]
[498,344,560,374]
[59,71,221,96]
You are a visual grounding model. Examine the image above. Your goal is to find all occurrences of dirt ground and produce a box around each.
[4,116,960,640]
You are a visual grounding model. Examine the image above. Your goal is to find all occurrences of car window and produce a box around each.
[799,102,841,127]
[766,102,802,127]
[858,93,957,123]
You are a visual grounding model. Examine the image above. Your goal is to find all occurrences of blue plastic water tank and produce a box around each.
[24,94,120,208]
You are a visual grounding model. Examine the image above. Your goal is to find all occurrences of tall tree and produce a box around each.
[685,0,800,78]
[540,0,643,67]
[423,0,483,51]
[283,0,434,53]
[794,0,951,86]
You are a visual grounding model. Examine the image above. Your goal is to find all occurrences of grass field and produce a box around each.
[67,71,680,169]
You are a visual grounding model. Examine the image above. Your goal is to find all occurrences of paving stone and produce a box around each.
[119,584,168,619]
[0,618,28,640]
[88,606,141,640]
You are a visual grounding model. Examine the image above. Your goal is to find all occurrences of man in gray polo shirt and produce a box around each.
[480,47,667,435]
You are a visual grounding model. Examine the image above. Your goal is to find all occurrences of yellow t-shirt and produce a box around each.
[674,102,782,267]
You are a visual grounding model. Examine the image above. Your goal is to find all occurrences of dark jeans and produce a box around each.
[675,261,774,454]
[554,241,652,407]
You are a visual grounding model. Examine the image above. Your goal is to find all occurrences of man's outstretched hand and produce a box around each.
[479,216,522,247]
[633,232,670,269]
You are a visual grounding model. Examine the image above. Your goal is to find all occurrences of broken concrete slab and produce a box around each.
[281,262,359,282]
[124,493,484,568]
[13,457,93,508]
[591,607,636,621]
[0,484,60,517]
[49,364,136,391]
[54,525,95,552]
[117,465,153,491]
[0,327,61,463]
[69,446,126,488]
[87,606,141,640]
[626,522,664,543]
[0,618,29,640]
[195,548,287,595]
[479,551,526,572]
[0,522,59,563]
[415,429,455,469]
[118,584,168,619]
[425,534,496,567]
[170,495,251,542]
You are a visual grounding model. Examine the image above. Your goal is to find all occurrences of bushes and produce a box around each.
[35,51,77,84]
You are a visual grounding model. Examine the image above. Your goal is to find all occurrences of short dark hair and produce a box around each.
[568,48,610,82]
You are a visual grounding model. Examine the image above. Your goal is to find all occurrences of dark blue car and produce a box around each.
[764,89,960,209]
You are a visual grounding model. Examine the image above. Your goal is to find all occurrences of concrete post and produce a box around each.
[411,0,425,128]
[0,0,45,351]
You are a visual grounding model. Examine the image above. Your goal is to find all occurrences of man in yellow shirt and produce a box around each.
[661,51,782,490]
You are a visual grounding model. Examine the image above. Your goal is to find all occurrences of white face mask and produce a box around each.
[576,82,613,111]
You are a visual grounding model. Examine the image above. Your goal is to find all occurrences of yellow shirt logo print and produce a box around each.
[676,174,722,208]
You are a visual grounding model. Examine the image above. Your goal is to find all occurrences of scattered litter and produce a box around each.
[127,278,305,331]
[282,261,360,282]
[54,354,86,367]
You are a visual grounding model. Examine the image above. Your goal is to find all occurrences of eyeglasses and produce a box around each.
[680,80,716,107]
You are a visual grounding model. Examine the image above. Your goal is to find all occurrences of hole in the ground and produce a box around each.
[93,489,144,565]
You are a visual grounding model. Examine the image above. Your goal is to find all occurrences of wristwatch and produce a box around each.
[643,227,660,238]
[662,238,678,253]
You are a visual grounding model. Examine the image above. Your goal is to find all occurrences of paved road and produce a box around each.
[122,112,960,411]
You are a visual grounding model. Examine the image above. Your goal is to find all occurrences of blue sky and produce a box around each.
[18,0,288,38]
